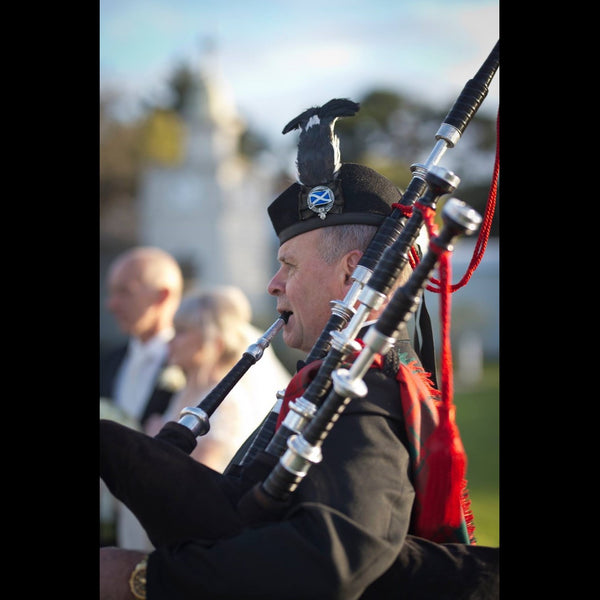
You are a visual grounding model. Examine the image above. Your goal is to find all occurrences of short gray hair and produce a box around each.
[317,224,413,287]
[316,224,377,264]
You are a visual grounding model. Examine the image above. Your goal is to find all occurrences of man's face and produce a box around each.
[107,258,160,339]
[268,228,351,353]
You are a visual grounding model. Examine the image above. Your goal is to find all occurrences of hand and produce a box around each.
[100,547,147,600]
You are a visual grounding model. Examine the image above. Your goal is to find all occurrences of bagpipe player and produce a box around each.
[100,99,499,600]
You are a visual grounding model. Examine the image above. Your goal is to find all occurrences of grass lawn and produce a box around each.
[452,362,500,548]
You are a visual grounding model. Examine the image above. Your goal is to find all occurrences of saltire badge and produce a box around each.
[307,186,335,220]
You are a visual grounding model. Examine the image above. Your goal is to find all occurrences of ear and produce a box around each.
[342,249,362,284]
[154,287,170,305]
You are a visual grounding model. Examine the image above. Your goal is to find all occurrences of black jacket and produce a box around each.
[100,327,498,599]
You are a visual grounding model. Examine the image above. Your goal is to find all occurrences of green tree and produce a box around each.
[99,95,145,216]
[335,88,498,236]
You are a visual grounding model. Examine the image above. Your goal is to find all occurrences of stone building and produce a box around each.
[100,55,285,352]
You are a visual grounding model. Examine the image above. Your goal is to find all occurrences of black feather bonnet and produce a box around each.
[268,98,404,245]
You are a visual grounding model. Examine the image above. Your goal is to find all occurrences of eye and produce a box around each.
[276,256,292,271]
[283,261,297,275]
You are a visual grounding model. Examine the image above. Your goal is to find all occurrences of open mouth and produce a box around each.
[279,311,292,323]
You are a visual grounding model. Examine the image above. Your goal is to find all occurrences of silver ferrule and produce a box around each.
[341,278,364,311]
[428,164,461,191]
[328,266,373,327]
[329,298,355,321]
[245,316,286,360]
[356,285,387,313]
[178,406,210,437]
[434,123,461,149]
[331,368,368,400]
[443,198,483,233]
[334,303,372,346]
[410,162,428,180]
[281,396,318,434]
[349,265,372,290]
[362,325,396,356]
[329,329,362,355]
[245,342,265,361]
[280,434,323,478]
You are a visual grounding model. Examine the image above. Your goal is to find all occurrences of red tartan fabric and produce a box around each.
[396,359,474,544]
[276,355,475,544]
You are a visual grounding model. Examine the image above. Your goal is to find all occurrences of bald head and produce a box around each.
[107,247,184,342]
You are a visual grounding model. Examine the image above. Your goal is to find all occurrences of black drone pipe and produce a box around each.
[305,40,499,363]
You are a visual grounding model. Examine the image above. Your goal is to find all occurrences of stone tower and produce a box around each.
[137,49,279,322]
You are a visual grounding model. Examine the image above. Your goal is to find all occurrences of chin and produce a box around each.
[282,329,301,352]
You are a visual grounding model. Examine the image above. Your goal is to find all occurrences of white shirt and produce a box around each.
[114,328,174,422]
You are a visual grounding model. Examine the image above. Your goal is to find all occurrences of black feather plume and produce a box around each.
[282,98,360,187]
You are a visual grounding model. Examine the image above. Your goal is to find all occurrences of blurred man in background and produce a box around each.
[100,246,184,427]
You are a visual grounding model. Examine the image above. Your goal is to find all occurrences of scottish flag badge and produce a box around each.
[307,186,335,219]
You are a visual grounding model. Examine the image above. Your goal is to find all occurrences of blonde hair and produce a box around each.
[173,286,252,366]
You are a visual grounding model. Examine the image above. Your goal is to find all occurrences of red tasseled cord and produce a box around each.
[439,248,471,531]
[427,108,499,293]
[438,250,453,408]
[414,216,474,542]
[401,110,499,544]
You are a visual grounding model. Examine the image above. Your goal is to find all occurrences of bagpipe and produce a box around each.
[100,40,499,549]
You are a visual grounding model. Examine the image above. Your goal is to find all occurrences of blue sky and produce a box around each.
[100,0,499,146]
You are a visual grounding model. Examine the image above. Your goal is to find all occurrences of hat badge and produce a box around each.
[307,186,335,220]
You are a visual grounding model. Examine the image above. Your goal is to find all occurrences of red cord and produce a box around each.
[420,208,453,408]
[417,108,499,409]
[426,108,499,293]
[438,250,453,407]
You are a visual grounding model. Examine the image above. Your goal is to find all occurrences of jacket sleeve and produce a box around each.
[147,369,415,600]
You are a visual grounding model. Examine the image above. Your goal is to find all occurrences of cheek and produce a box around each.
[171,334,197,358]
[127,302,150,326]
[134,291,159,318]
[186,334,208,363]
[291,271,338,324]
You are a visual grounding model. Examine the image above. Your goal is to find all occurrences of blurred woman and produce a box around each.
[145,285,291,471]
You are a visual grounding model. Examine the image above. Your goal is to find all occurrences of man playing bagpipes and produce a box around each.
[100,98,499,600]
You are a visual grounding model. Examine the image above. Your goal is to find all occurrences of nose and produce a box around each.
[267,268,284,297]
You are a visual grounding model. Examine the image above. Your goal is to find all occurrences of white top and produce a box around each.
[114,328,174,422]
